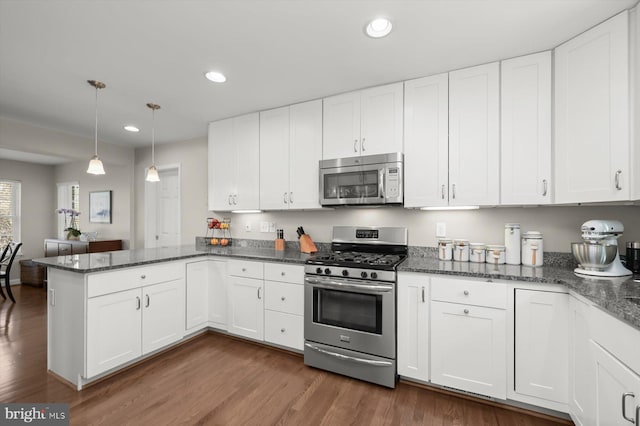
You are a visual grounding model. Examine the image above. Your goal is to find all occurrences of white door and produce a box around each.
[186,261,209,330]
[397,273,429,382]
[322,91,361,159]
[208,259,227,329]
[431,300,506,399]
[403,73,449,208]
[259,107,290,210]
[289,100,323,210]
[86,288,142,377]
[153,167,180,247]
[569,296,595,426]
[233,113,260,210]
[592,340,640,425]
[554,11,629,203]
[142,279,185,354]
[501,51,552,205]
[360,82,404,156]
[227,276,264,340]
[208,119,235,211]
[514,289,568,404]
[449,62,500,206]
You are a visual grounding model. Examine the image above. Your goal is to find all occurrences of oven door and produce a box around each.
[320,164,386,206]
[304,275,395,359]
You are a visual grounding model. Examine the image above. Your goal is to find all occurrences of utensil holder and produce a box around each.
[275,238,285,251]
[300,234,317,253]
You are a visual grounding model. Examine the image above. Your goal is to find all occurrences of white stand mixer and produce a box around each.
[573,220,633,277]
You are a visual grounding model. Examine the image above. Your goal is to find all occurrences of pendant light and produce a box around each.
[86,80,106,175]
[145,103,161,182]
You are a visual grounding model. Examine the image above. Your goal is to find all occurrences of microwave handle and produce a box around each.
[379,168,385,200]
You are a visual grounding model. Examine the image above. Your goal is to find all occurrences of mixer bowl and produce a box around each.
[571,242,618,270]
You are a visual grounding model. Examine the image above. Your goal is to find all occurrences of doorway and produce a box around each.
[144,165,181,248]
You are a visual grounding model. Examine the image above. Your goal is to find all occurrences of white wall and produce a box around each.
[0,159,56,280]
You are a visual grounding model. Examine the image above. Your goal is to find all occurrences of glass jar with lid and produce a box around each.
[486,245,506,265]
[438,238,453,261]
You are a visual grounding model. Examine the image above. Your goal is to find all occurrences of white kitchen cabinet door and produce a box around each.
[208,119,235,211]
[288,100,323,209]
[86,288,142,377]
[186,261,209,330]
[403,73,449,208]
[233,113,260,210]
[501,52,552,205]
[514,289,568,404]
[227,276,264,341]
[569,295,595,426]
[360,82,404,156]
[431,300,506,399]
[264,310,303,351]
[208,259,227,329]
[449,62,500,206]
[142,279,185,354]
[591,340,640,426]
[323,91,361,159]
[397,273,429,382]
[260,107,290,210]
[555,11,630,203]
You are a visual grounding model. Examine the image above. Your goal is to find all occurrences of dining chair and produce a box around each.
[0,242,22,303]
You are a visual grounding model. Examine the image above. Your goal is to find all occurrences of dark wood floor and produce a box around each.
[0,285,572,425]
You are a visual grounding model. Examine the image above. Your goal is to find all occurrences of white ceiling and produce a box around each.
[0,0,637,149]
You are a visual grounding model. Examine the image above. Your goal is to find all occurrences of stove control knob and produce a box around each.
[342,270,349,277]
[370,272,378,279]
[316,267,323,274]
[361,271,368,279]
[324,268,331,275]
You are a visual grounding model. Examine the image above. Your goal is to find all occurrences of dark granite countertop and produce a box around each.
[33,244,640,330]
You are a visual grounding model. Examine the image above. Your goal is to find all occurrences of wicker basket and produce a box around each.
[19,259,46,287]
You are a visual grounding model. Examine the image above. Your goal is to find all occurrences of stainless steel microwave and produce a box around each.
[319,153,403,206]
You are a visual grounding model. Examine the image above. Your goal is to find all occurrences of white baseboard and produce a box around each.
[10,279,20,285]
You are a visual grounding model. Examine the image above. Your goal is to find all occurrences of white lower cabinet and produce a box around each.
[569,295,594,425]
[208,259,228,329]
[227,260,265,341]
[263,262,304,351]
[264,310,303,350]
[186,260,209,330]
[397,272,429,382]
[142,280,185,354]
[514,289,568,404]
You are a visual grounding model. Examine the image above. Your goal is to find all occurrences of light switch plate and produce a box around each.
[260,221,269,233]
[268,222,276,233]
[436,222,446,237]
[245,222,252,232]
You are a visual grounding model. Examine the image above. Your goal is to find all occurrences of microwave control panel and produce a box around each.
[386,167,399,198]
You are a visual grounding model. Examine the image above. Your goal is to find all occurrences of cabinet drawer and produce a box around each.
[431,277,506,309]
[264,262,304,284]
[87,262,184,298]
[227,259,263,279]
[264,310,303,350]
[265,281,303,316]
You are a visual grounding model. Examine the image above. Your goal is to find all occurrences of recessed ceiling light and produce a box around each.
[205,71,227,83]
[124,125,140,132]
[366,17,392,38]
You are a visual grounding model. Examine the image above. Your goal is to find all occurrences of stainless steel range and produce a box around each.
[304,226,408,388]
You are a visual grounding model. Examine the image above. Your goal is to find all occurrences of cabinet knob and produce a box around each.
[141,275,146,279]
[281,272,285,276]
[463,290,469,296]
[464,309,469,314]
[281,296,286,301]
[280,328,285,333]
[242,268,246,272]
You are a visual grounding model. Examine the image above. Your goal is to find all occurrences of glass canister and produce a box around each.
[505,223,521,265]
[453,239,469,262]
[438,238,453,261]
[486,245,506,265]
[522,231,544,267]
[469,243,486,263]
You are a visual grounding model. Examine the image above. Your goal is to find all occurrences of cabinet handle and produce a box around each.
[289,192,293,204]
[452,184,456,199]
[141,275,146,279]
[361,138,366,151]
[622,392,635,423]
[464,290,469,296]
[136,296,141,310]
[145,294,150,308]
[281,328,286,333]
[421,286,425,303]
[464,309,469,314]
[284,192,288,204]
[542,179,548,196]
[49,289,56,307]
[635,405,639,426]
[233,194,238,205]
[441,184,445,199]
[228,195,232,205]
[281,296,286,301]
[257,287,262,299]
[354,139,358,152]
[615,170,623,190]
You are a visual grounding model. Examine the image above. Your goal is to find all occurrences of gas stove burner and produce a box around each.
[307,251,406,271]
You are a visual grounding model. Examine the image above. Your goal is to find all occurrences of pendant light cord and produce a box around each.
[94,86,99,156]
[151,107,155,165]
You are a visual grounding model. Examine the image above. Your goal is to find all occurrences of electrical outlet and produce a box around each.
[268,222,276,233]
[260,221,269,233]
[436,222,446,237]
[245,222,252,232]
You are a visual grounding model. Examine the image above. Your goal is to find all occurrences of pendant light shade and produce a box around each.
[86,80,106,175]
[145,103,161,182]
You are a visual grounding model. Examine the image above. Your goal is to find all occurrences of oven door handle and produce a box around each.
[304,343,393,367]
[304,276,393,293]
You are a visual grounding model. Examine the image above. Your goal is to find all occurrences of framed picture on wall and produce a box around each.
[89,190,112,223]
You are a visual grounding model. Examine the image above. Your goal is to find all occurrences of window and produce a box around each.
[0,180,21,247]
[57,182,80,234]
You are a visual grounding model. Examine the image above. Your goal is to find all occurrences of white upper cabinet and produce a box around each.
[323,82,403,159]
[260,100,323,210]
[404,73,449,208]
[449,62,500,206]
[501,52,552,205]
[208,113,260,211]
[554,11,630,203]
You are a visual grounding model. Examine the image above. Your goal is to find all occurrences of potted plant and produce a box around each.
[57,208,82,240]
